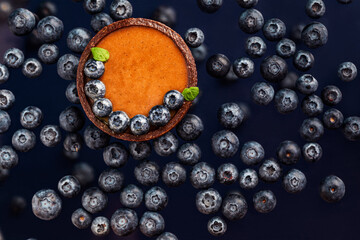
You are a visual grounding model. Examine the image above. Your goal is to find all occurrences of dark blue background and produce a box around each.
[0,0,360,239]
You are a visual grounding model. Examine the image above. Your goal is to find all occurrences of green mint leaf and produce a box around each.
[91,47,110,62]
[182,87,199,101]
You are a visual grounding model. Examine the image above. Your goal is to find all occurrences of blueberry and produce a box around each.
[306,0,326,18]
[302,142,322,162]
[291,23,306,42]
[22,58,43,78]
[0,64,9,84]
[253,190,276,213]
[301,22,328,48]
[277,140,301,165]
[320,175,345,203]
[293,50,315,71]
[163,90,184,110]
[245,36,267,58]
[130,114,150,135]
[251,82,275,106]
[196,188,222,215]
[239,168,258,189]
[139,212,165,237]
[221,191,247,220]
[0,110,11,133]
[343,116,360,141]
[274,88,299,114]
[300,118,324,141]
[236,0,258,8]
[37,16,64,43]
[67,28,92,53]
[337,0,352,3]
[206,54,231,79]
[12,129,36,152]
[262,18,286,41]
[10,196,27,215]
[91,13,113,32]
[177,143,201,166]
[57,175,81,198]
[296,74,318,95]
[32,189,62,220]
[240,141,265,165]
[83,125,110,150]
[197,0,223,13]
[321,85,342,106]
[71,208,92,229]
[190,44,208,63]
[57,54,79,80]
[3,48,24,68]
[38,44,59,64]
[111,208,138,236]
[134,161,159,186]
[153,132,178,156]
[65,81,80,104]
[176,114,204,141]
[162,162,186,187]
[83,0,105,14]
[64,133,82,152]
[103,142,128,168]
[233,57,254,78]
[259,159,282,182]
[157,232,178,240]
[217,102,244,129]
[59,106,85,132]
[0,146,18,169]
[36,1,58,19]
[129,141,151,161]
[145,186,168,211]
[211,130,239,158]
[92,98,112,117]
[84,59,105,79]
[338,62,357,82]
[238,9,264,34]
[276,38,296,58]
[260,55,288,83]
[301,95,323,117]
[0,167,9,183]
[323,108,343,129]
[72,162,95,186]
[81,187,108,214]
[149,105,171,127]
[63,148,79,160]
[190,162,215,189]
[98,168,124,193]
[283,169,307,193]
[20,106,43,129]
[217,163,239,185]
[280,72,298,89]
[8,8,36,36]
[151,5,176,27]
[0,89,15,110]
[207,216,227,236]
[184,28,204,48]
[110,0,133,20]
[85,79,106,99]
[91,216,110,237]
[120,184,143,208]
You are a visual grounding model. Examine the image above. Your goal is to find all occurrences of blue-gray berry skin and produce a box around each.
[0,64,9,84]
[59,106,85,132]
[260,55,288,83]
[65,81,80,104]
[274,88,299,114]
[8,8,36,36]
[134,161,159,186]
[300,118,324,141]
[217,163,238,185]
[111,208,138,236]
[211,130,239,158]
[103,142,128,168]
[83,125,110,150]
[196,188,222,215]
[291,23,306,42]
[64,132,82,151]
[151,5,176,27]
[280,72,298,90]
[338,62,357,82]
[36,1,58,19]
[83,0,105,14]
[32,189,62,220]
[84,59,105,78]
[57,54,79,80]
[10,195,27,215]
[238,9,264,34]
[149,105,171,127]
[218,103,244,129]
[57,175,81,198]
[259,159,282,182]
[12,129,36,152]
[343,116,360,141]
[72,162,95,187]
[236,0,258,8]
[71,208,92,229]
[306,0,326,18]
[110,0,133,20]
[302,142,322,163]
[129,141,151,161]
[184,28,204,48]
[190,44,208,63]
[240,141,265,165]
[82,187,108,214]
[277,140,301,165]
[92,98,112,117]
[283,169,307,193]
[321,85,342,106]
[323,108,344,129]
[63,148,79,160]
[177,143,201,166]
[190,162,215,189]
[0,110,11,133]
[296,74,318,95]
[207,216,227,236]
[162,162,186,187]
[108,111,130,133]
[153,132,178,156]
[222,191,247,220]
[206,54,231,79]
[302,22,328,48]
[302,95,323,117]
[120,184,143,208]
[85,79,106,100]
[20,106,43,129]
[91,216,110,237]
[139,212,165,237]
[0,146,18,169]
[91,13,113,32]
[22,58,43,78]
[197,0,223,13]
[239,168,258,189]
[233,57,254,78]
[276,38,296,58]
[0,167,9,183]
[3,48,24,68]
[176,114,204,141]
[253,190,276,213]
[320,175,345,203]
[0,90,15,110]
[263,18,286,41]
[145,186,168,211]
[157,232,178,240]
[37,16,64,43]
[251,82,274,106]
[38,44,59,64]
[245,36,267,58]
[98,168,124,193]
[293,50,315,71]
[130,114,150,136]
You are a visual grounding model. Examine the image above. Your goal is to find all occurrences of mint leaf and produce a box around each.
[182,87,199,101]
[91,47,110,62]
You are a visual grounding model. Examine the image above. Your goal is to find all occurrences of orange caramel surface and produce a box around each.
[97,26,188,118]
